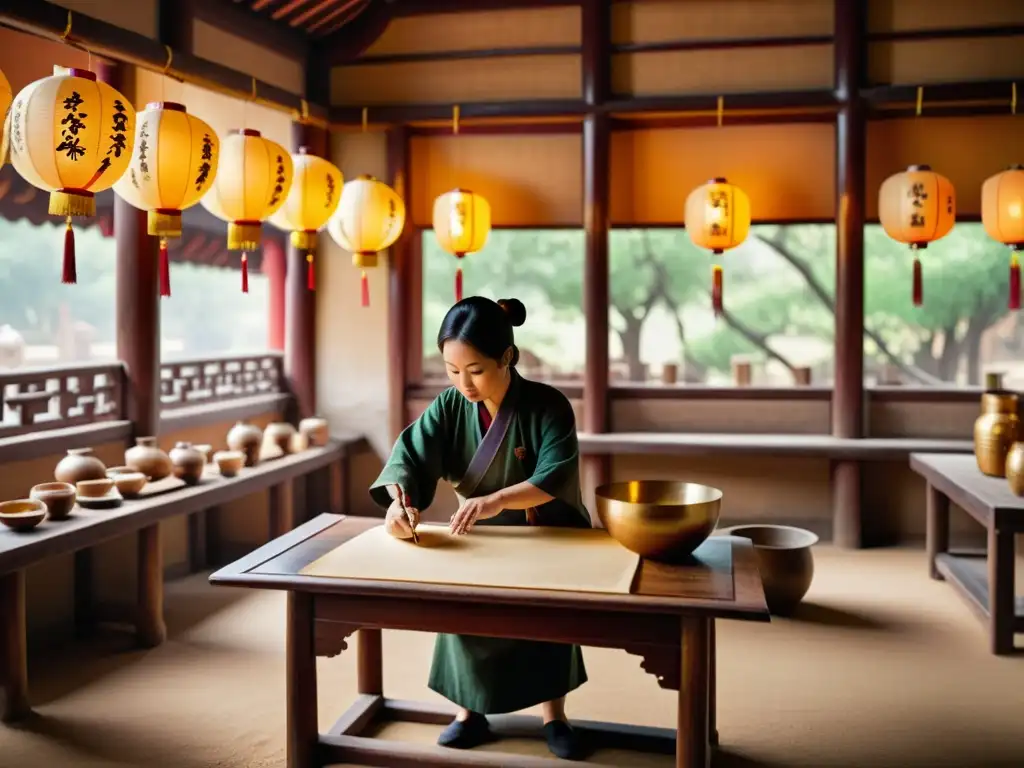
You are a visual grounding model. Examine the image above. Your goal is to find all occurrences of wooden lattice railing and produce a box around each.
[0,362,125,439]
[159,353,286,409]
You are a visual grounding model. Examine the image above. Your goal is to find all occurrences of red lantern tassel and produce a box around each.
[159,238,171,298]
[912,253,923,307]
[361,270,370,307]
[241,253,249,294]
[307,253,315,291]
[1010,251,1021,311]
[454,256,464,303]
[62,216,77,284]
[711,264,723,317]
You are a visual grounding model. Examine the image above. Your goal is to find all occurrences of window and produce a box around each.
[160,261,270,360]
[421,229,585,382]
[608,224,836,386]
[863,222,1022,388]
[0,217,117,368]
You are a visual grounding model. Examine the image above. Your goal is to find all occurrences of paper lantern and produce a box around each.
[326,175,405,307]
[0,67,11,167]
[878,164,956,307]
[684,177,751,316]
[113,102,220,298]
[201,129,293,293]
[982,164,1024,311]
[268,147,343,292]
[433,188,491,302]
[8,67,136,283]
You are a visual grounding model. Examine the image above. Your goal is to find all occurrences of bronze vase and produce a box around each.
[1006,442,1024,496]
[973,381,1020,477]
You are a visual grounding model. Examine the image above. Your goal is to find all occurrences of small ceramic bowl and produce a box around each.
[77,478,115,499]
[110,471,147,498]
[213,450,245,478]
[29,482,76,521]
[0,499,47,531]
[106,465,138,477]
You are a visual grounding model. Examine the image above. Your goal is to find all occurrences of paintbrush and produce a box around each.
[397,491,419,544]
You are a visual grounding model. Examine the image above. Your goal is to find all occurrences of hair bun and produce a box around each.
[497,298,527,327]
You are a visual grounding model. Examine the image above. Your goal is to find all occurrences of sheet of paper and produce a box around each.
[301,523,642,595]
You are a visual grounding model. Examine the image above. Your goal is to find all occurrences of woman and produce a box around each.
[369,296,590,760]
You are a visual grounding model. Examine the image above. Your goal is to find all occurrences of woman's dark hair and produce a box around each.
[437,296,527,366]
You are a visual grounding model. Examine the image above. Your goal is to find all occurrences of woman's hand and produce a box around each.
[384,487,420,540]
[449,494,500,535]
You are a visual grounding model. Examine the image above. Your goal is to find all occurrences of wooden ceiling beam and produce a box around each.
[308,0,394,68]
[194,0,309,61]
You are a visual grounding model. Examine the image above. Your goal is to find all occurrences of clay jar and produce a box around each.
[55,448,107,485]
[1006,443,1024,496]
[265,422,297,454]
[125,436,173,481]
[227,421,263,467]
[973,387,1020,477]
[169,442,205,486]
[299,417,329,447]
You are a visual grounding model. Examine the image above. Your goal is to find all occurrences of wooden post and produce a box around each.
[581,0,612,504]
[831,0,867,549]
[269,479,295,539]
[925,483,950,580]
[357,629,384,695]
[386,126,412,444]
[263,239,287,352]
[285,122,327,421]
[678,617,710,768]
[0,570,30,722]
[136,523,167,647]
[286,591,318,768]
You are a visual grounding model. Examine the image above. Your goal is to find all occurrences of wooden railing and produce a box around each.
[0,362,125,439]
[159,353,286,410]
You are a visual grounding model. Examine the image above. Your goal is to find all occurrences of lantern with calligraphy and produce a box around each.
[433,188,491,302]
[326,175,405,307]
[200,129,293,293]
[113,102,220,298]
[878,164,956,307]
[0,67,11,166]
[981,165,1024,311]
[684,178,751,316]
[8,67,135,283]
[268,147,343,292]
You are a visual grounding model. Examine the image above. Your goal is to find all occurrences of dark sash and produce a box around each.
[453,372,520,500]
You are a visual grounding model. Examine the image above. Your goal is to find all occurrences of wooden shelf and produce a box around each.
[579,433,973,460]
[935,553,1024,630]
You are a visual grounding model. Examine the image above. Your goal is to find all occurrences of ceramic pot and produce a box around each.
[110,471,147,498]
[973,385,1020,477]
[76,478,115,499]
[227,421,262,467]
[213,450,245,478]
[55,447,107,485]
[1007,442,1024,496]
[0,499,46,532]
[265,422,297,454]
[125,437,173,481]
[719,524,819,616]
[194,444,214,464]
[299,417,329,447]
[29,482,76,521]
[169,442,205,486]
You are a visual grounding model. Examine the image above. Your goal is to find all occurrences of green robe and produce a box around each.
[369,372,590,714]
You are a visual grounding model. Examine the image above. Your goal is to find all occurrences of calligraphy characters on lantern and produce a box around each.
[137,121,151,182]
[56,91,87,161]
[707,189,730,238]
[270,154,286,208]
[195,134,214,191]
[325,173,336,208]
[908,183,928,229]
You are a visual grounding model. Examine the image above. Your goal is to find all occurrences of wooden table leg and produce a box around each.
[188,510,208,572]
[988,526,1016,655]
[287,591,318,768]
[709,619,718,746]
[136,524,167,648]
[678,616,710,768]
[357,629,383,695]
[926,483,950,580]
[328,458,345,516]
[74,548,95,637]
[270,479,295,540]
[0,570,30,722]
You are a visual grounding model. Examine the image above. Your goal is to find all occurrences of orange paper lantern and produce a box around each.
[981,164,1024,311]
[878,164,956,307]
[684,178,751,316]
[433,188,491,302]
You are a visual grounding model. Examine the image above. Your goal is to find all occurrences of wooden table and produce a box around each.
[910,452,1024,655]
[209,514,769,768]
[0,441,353,723]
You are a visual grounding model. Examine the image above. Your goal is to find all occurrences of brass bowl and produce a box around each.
[595,480,722,561]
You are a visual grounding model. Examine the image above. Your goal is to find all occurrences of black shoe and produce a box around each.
[437,711,491,749]
[544,719,583,760]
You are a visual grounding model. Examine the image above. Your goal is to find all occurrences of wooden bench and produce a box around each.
[0,438,365,723]
[910,452,1024,655]
[578,432,974,459]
